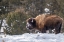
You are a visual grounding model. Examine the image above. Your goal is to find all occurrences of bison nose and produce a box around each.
[26,26,29,29]
[26,25,33,30]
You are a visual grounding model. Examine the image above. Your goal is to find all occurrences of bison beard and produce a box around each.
[26,14,63,34]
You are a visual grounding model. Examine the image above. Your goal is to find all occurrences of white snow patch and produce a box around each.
[44,8,50,13]
[0,33,64,42]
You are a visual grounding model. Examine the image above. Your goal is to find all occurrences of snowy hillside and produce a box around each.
[0,33,64,42]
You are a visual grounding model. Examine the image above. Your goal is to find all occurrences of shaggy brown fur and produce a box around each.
[26,14,63,34]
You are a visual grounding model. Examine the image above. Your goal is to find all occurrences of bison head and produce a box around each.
[26,18,36,30]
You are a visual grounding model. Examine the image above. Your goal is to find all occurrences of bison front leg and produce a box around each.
[42,28,46,33]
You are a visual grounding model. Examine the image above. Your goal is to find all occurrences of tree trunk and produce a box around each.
[0,18,3,30]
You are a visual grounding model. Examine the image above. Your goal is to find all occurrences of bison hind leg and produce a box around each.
[55,23,62,34]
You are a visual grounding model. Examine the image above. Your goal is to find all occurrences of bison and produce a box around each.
[26,14,63,34]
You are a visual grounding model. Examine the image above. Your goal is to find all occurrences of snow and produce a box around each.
[2,19,7,27]
[0,33,64,42]
[0,27,4,32]
[47,4,50,6]
[44,8,49,13]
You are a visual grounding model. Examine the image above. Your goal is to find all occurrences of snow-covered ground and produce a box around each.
[0,33,64,42]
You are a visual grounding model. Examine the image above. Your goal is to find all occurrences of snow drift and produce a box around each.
[0,33,64,42]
